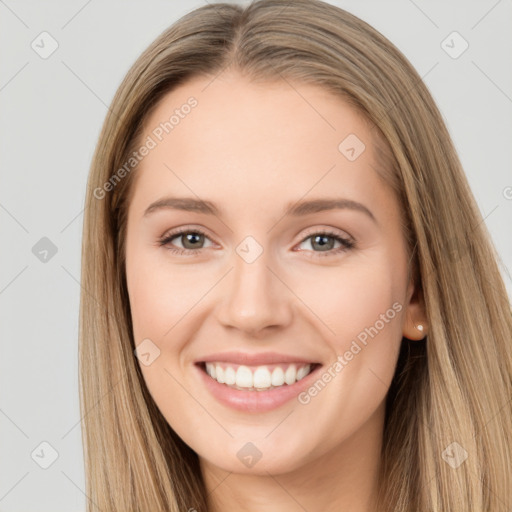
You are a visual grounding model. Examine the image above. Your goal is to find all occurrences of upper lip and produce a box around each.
[196,351,320,366]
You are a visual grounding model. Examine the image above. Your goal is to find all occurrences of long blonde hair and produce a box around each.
[79,1,512,510]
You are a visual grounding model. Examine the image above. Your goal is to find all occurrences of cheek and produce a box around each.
[293,258,405,405]
[126,247,201,343]
[291,257,403,348]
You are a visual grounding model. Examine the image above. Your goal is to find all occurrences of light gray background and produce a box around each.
[1,0,511,510]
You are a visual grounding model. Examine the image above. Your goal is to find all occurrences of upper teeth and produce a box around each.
[205,363,312,390]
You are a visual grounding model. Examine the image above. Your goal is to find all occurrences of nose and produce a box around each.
[215,248,293,337]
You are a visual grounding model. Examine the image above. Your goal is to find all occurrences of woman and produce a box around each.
[79,1,512,510]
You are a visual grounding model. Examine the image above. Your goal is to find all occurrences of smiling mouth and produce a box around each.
[198,362,321,391]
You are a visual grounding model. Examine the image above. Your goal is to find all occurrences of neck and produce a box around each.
[200,403,384,512]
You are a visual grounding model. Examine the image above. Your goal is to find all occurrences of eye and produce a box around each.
[295,229,355,258]
[158,227,214,256]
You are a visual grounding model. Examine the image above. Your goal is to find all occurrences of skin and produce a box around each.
[124,71,428,512]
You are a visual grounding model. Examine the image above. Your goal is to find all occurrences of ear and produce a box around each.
[402,277,428,340]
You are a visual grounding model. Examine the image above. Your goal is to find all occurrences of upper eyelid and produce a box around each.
[298,226,353,242]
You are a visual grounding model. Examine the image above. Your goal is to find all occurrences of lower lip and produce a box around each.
[195,363,322,413]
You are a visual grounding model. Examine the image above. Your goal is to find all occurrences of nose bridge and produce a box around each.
[216,236,292,334]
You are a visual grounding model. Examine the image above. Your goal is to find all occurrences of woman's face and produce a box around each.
[125,72,425,476]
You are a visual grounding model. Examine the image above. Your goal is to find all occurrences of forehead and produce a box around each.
[143,72,371,150]
[130,72,390,218]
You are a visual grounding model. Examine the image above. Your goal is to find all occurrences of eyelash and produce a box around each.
[157,227,355,258]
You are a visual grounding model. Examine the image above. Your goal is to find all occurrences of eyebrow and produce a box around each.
[144,196,377,223]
